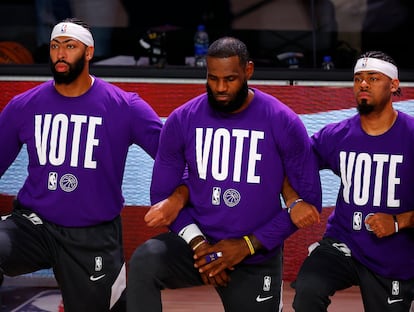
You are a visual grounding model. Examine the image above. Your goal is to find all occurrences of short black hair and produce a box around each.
[359,51,397,68]
[207,37,250,66]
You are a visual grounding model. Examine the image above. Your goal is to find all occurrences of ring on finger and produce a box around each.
[205,251,223,263]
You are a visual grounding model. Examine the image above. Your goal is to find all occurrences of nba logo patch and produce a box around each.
[362,57,368,68]
[48,172,58,190]
[60,23,68,33]
[95,256,103,271]
[353,212,362,230]
[263,276,271,291]
[212,187,221,205]
[392,281,399,296]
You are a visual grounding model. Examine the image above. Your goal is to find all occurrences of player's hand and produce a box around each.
[194,239,249,278]
[365,213,395,238]
[144,198,180,227]
[145,185,188,227]
[199,270,230,287]
[290,201,320,228]
[193,241,230,286]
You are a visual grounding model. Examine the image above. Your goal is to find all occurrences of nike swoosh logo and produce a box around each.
[90,274,106,281]
[387,297,403,304]
[256,295,273,302]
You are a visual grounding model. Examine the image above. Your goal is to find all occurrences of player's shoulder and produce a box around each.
[93,77,122,92]
[395,110,414,132]
[316,114,357,138]
[92,77,139,100]
[9,80,54,104]
[251,88,295,115]
[397,110,414,123]
[173,92,207,114]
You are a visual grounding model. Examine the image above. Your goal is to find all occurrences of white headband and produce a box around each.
[354,57,398,79]
[51,22,94,47]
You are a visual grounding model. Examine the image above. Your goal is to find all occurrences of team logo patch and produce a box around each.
[223,189,240,207]
[364,213,375,231]
[59,174,78,192]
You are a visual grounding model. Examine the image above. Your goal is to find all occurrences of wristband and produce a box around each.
[393,215,399,233]
[243,235,255,255]
[178,223,205,243]
[287,198,303,214]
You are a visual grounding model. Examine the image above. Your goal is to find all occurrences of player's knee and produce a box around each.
[292,276,331,310]
[128,238,168,275]
[295,274,326,296]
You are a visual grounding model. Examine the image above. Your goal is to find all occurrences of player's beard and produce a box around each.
[207,81,249,113]
[357,99,374,115]
[50,56,85,85]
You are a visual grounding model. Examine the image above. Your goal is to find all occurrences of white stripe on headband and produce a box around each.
[51,22,94,47]
[354,57,398,79]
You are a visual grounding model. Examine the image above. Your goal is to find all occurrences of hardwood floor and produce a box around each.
[1,275,366,311]
[162,283,364,312]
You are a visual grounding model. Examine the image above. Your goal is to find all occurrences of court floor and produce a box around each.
[162,284,364,312]
[0,282,364,311]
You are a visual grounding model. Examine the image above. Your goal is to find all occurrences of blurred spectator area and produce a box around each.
[0,0,37,55]
[0,0,413,69]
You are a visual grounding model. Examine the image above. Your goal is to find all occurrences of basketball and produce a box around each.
[0,41,34,64]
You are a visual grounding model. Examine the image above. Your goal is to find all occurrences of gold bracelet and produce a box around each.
[192,240,206,251]
[243,235,255,255]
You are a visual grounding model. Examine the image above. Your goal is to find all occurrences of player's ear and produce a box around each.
[86,46,94,61]
[390,78,399,93]
[245,61,254,80]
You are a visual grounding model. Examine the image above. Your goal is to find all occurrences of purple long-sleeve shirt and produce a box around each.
[0,77,162,226]
[311,112,414,280]
[151,88,322,263]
